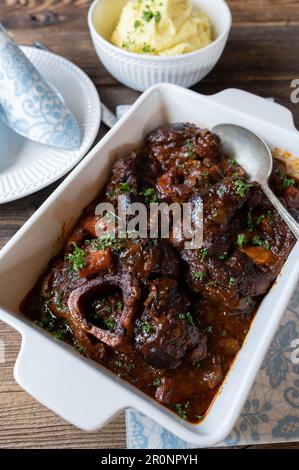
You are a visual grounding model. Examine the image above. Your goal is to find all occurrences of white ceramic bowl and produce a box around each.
[0,85,298,446]
[87,0,232,92]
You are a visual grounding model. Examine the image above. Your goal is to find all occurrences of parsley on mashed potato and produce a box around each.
[110,0,213,56]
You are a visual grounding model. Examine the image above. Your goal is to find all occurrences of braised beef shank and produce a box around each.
[21,123,297,423]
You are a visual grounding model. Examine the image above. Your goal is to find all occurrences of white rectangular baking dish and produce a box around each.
[0,84,298,447]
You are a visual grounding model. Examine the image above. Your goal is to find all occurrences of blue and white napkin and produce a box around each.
[0,24,80,150]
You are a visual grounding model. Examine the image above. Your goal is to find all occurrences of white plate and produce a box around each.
[0,46,101,204]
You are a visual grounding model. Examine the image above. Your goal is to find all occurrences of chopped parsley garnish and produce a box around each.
[256,211,272,225]
[174,403,187,420]
[179,312,194,325]
[151,238,158,246]
[218,252,228,260]
[116,301,124,310]
[103,316,116,330]
[143,321,153,334]
[252,235,270,250]
[185,139,193,157]
[186,313,194,324]
[186,139,193,151]
[35,311,53,330]
[192,271,205,280]
[283,177,295,188]
[142,6,161,24]
[154,11,161,23]
[142,9,154,22]
[229,158,237,166]
[121,36,137,51]
[199,247,208,262]
[96,234,123,251]
[154,378,162,387]
[36,311,70,342]
[247,208,254,231]
[65,243,85,271]
[277,170,295,190]
[234,180,251,198]
[115,360,123,368]
[140,187,158,203]
[76,344,86,355]
[134,20,141,29]
[247,210,272,231]
[229,277,236,287]
[143,43,152,53]
[55,292,63,311]
[142,187,155,197]
[237,233,246,248]
[53,330,67,340]
[255,214,266,225]
[119,182,131,193]
[106,189,116,198]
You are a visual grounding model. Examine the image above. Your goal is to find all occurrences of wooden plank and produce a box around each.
[2,0,299,27]
[0,321,126,449]
[0,25,296,91]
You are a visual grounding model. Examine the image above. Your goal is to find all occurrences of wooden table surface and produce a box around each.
[0,0,299,449]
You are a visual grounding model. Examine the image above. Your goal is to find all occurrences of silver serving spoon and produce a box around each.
[213,123,299,240]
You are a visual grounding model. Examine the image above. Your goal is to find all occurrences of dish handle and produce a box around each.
[14,327,135,431]
[210,88,297,132]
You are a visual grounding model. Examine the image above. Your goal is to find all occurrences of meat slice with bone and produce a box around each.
[134,278,207,369]
[68,273,141,354]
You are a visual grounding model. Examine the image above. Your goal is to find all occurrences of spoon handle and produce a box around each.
[262,184,299,240]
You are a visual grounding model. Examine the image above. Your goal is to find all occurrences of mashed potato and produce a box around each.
[110,0,212,56]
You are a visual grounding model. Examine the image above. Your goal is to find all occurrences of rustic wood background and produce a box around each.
[0,0,299,449]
